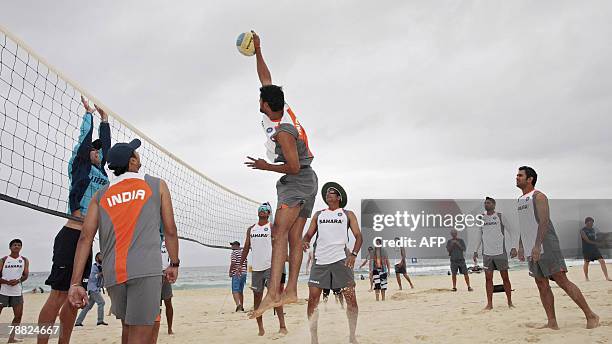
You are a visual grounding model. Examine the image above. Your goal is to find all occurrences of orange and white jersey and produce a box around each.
[96,172,163,286]
[261,104,314,165]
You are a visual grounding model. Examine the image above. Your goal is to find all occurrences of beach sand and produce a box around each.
[2,265,610,343]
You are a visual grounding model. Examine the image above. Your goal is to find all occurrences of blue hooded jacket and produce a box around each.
[67,112,111,215]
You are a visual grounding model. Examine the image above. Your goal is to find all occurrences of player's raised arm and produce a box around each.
[252,31,272,86]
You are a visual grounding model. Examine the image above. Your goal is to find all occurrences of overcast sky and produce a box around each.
[1,1,611,271]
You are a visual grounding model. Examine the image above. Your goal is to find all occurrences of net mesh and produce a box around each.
[0,26,258,249]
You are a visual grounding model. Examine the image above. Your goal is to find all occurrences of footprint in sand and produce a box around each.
[600,320,612,327]
[525,336,541,342]
[417,288,449,294]
[414,335,429,341]
[390,292,414,301]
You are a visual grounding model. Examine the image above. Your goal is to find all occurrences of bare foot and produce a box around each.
[258,328,265,336]
[468,287,474,292]
[508,302,515,308]
[249,293,282,319]
[536,321,559,330]
[483,304,493,311]
[168,329,174,335]
[278,327,288,335]
[281,289,298,305]
[7,339,22,343]
[586,314,600,329]
[606,278,612,282]
[349,335,359,343]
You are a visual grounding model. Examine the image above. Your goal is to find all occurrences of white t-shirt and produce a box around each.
[0,255,25,296]
[161,241,170,270]
[475,212,512,256]
[250,222,272,272]
[314,209,349,265]
[517,190,543,257]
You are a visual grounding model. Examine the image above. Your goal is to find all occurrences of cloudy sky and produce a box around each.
[1,1,611,271]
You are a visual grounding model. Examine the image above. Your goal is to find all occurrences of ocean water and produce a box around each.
[21,258,599,293]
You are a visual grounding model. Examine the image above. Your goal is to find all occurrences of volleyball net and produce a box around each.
[0,26,258,249]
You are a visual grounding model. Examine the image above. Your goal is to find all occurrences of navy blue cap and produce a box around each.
[107,139,141,169]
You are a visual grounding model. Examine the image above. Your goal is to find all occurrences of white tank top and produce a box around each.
[0,256,25,296]
[250,222,272,271]
[314,209,349,265]
[517,190,543,256]
[161,240,169,270]
[480,213,506,256]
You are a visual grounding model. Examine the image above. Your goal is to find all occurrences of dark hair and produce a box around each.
[9,239,22,247]
[485,197,496,204]
[585,217,594,224]
[519,166,537,186]
[110,152,136,176]
[259,85,285,112]
[367,246,373,250]
[95,252,102,259]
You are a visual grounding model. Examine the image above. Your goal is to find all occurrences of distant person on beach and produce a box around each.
[0,238,29,344]
[372,239,390,301]
[473,197,515,309]
[152,239,175,342]
[447,229,473,292]
[581,217,611,281]
[515,166,599,329]
[160,239,175,334]
[239,203,288,336]
[75,252,108,326]
[393,237,414,290]
[68,139,180,343]
[229,241,247,312]
[359,247,375,291]
[302,182,362,344]
[38,97,110,344]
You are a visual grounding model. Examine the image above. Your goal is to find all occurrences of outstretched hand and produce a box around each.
[81,95,94,113]
[244,156,268,170]
[251,30,261,53]
[94,104,108,122]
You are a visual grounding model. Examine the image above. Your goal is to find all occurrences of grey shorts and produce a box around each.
[528,254,568,279]
[276,166,318,218]
[251,269,286,293]
[108,275,162,326]
[528,228,567,279]
[161,277,173,300]
[308,259,355,290]
[0,294,23,308]
[483,254,509,271]
[450,259,468,275]
[251,269,270,293]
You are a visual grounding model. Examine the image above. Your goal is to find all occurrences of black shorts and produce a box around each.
[44,226,92,291]
[395,263,407,274]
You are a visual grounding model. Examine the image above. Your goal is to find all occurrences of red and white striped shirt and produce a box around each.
[230,249,247,276]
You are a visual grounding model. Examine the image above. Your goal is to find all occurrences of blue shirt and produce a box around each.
[86,263,103,292]
[68,112,111,215]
